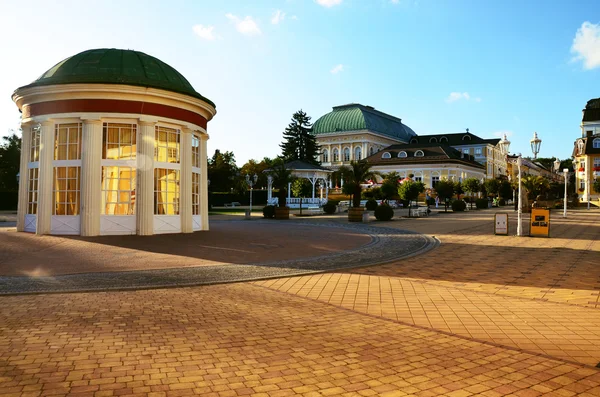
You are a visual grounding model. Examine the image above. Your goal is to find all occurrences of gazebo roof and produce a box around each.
[283,160,333,172]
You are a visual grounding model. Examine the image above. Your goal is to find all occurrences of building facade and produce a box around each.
[365,144,486,189]
[12,48,216,236]
[573,98,600,205]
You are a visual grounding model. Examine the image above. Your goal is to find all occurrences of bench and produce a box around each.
[415,207,429,217]
[224,202,241,207]
[306,205,322,215]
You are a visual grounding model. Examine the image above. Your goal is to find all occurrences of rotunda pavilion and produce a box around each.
[12,48,216,236]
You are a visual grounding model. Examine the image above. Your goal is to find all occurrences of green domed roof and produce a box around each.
[18,48,214,107]
[312,104,416,141]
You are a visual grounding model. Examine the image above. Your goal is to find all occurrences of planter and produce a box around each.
[348,207,365,222]
[274,206,290,220]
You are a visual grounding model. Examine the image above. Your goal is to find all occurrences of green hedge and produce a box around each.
[374,204,394,221]
[0,190,18,211]
[451,200,466,212]
[365,199,378,211]
[475,198,488,209]
[209,190,269,206]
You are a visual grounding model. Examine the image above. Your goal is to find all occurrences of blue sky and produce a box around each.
[1,0,599,165]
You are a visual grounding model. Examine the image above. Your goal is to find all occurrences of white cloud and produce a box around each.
[226,13,261,36]
[571,21,600,70]
[192,24,216,41]
[315,0,342,8]
[446,92,481,103]
[271,10,285,24]
[330,64,344,74]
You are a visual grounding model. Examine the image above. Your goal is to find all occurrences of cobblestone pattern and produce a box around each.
[0,222,438,295]
[2,284,600,397]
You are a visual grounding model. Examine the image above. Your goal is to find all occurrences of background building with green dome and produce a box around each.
[12,48,216,236]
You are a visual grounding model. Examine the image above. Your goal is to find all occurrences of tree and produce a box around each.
[398,180,425,217]
[453,181,464,200]
[593,178,600,195]
[380,172,401,200]
[338,161,381,208]
[280,110,320,164]
[434,179,454,213]
[498,180,513,201]
[207,150,239,193]
[484,178,501,197]
[0,131,21,192]
[521,175,550,200]
[462,178,481,209]
[239,157,274,190]
[291,178,312,215]
[269,158,293,207]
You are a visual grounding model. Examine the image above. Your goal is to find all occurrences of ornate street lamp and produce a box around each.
[530,132,542,159]
[553,157,561,173]
[499,133,511,154]
[554,158,568,218]
[245,173,258,217]
[517,154,523,236]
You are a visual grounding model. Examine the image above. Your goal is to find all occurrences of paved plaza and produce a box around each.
[1,208,600,396]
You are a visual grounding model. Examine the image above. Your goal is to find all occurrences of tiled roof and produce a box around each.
[583,98,600,122]
[365,143,484,169]
[408,131,500,146]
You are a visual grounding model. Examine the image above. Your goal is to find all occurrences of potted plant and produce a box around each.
[339,161,381,222]
[269,159,293,219]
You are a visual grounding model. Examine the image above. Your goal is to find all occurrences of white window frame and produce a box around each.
[593,138,600,149]
[343,147,350,162]
[415,150,424,157]
[382,152,391,159]
[355,147,362,161]
[322,149,329,163]
[398,151,407,158]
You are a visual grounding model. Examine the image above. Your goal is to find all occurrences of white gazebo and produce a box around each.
[266,160,333,208]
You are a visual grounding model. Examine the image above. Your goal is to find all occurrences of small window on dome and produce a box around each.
[382,152,391,159]
[462,135,472,141]
[429,137,437,143]
[440,137,448,142]
[414,150,424,157]
[398,151,407,158]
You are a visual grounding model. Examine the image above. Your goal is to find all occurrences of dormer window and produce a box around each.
[462,135,471,141]
[440,137,448,142]
[414,150,424,157]
[429,137,437,143]
[382,152,391,159]
[594,138,600,149]
[398,151,407,158]
[410,138,418,144]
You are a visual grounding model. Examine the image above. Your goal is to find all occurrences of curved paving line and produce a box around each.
[0,221,439,295]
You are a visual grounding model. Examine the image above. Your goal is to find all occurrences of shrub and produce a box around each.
[262,205,275,219]
[374,204,394,221]
[365,199,378,211]
[451,200,467,212]
[475,198,488,209]
[323,202,337,214]
[498,198,506,206]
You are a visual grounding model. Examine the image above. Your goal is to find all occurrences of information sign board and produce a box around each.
[530,208,550,237]
[494,213,508,235]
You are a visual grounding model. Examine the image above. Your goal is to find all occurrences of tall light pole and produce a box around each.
[499,134,511,203]
[245,173,258,216]
[530,132,542,160]
[517,154,523,236]
[554,158,567,218]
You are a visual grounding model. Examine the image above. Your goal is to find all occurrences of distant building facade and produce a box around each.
[573,98,600,205]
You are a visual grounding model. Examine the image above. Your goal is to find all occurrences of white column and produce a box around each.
[17,123,32,232]
[267,175,273,203]
[339,144,342,162]
[80,119,103,236]
[287,182,291,202]
[137,120,156,235]
[200,134,209,230]
[362,142,367,159]
[180,128,193,233]
[36,120,54,235]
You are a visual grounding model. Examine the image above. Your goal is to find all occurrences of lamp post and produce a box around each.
[517,154,523,236]
[554,158,567,218]
[245,173,258,216]
[530,132,542,160]
[499,134,511,203]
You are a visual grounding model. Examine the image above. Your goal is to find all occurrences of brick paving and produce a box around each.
[1,208,600,396]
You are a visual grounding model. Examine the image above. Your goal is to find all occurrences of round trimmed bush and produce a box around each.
[498,198,506,206]
[263,205,275,219]
[323,202,337,214]
[374,204,394,221]
[365,199,378,211]
[475,198,488,209]
[451,200,467,212]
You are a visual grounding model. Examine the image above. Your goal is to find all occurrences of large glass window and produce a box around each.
[355,147,362,160]
[155,126,180,163]
[53,166,80,215]
[27,168,39,214]
[54,123,82,160]
[101,166,136,215]
[192,173,200,215]
[154,168,180,215]
[432,176,440,187]
[322,149,329,163]
[30,125,41,162]
[593,138,600,149]
[103,123,137,160]
[333,149,339,162]
[343,148,350,161]
[192,135,201,168]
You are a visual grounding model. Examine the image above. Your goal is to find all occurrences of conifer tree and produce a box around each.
[280,110,320,164]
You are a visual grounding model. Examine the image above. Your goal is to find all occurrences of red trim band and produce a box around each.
[22,99,208,129]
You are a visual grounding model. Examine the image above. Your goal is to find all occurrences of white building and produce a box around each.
[12,48,216,236]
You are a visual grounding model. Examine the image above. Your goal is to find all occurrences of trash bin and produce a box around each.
[362,212,370,223]
[245,209,251,219]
